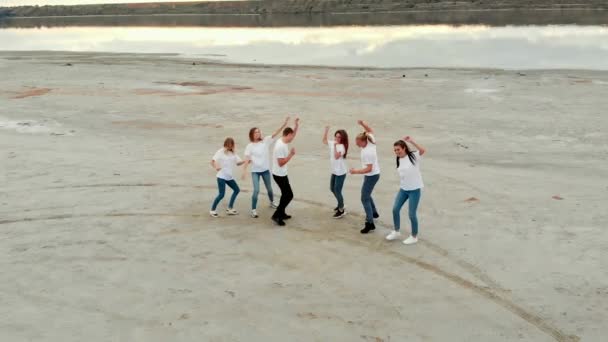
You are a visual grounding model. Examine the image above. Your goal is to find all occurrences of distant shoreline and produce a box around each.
[5,7,608,19]
[2,8,608,28]
[2,0,607,20]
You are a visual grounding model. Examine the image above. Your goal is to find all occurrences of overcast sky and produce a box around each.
[2,0,239,6]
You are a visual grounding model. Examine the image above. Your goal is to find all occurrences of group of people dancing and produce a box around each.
[209,117,426,245]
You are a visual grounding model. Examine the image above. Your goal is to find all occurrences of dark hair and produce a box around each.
[248,127,260,142]
[394,140,416,168]
[335,129,349,158]
[224,137,235,152]
[283,127,294,136]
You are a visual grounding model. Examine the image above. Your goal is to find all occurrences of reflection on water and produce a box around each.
[1,24,608,69]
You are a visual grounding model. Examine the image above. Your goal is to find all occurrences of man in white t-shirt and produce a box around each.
[271,117,300,226]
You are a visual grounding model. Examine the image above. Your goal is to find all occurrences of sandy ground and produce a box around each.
[1,51,607,342]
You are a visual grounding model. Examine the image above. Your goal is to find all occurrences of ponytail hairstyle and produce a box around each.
[394,140,416,168]
[224,137,235,152]
[356,131,373,144]
[335,129,349,158]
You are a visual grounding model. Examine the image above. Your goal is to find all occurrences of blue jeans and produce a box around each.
[330,174,346,209]
[361,174,380,223]
[392,188,421,236]
[251,170,274,210]
[211,178,240,211]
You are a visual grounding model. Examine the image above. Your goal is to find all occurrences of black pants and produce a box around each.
[272,175,293,219]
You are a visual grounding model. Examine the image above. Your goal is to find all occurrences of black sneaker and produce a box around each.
[333,206,339,212]
[283,214,292,220]
[272,216,286,226]
[360,222,376,234]
[333,209,345,219]
[373,212,380,219]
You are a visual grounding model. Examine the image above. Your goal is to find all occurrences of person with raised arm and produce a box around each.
[349,120,381,234]
[386,136,426,245]
[243,116,290,218]
[322,126,349,218]
[271,117,300,226]
[210,137,246,218]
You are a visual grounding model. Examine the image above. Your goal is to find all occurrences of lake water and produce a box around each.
[1,13,608,70]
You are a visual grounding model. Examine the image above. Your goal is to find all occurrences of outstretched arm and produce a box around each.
[357,120,373,134]
[271,116,290,139]
[322,126,329,145]
[292,117,300,138]
[404,136,426,156]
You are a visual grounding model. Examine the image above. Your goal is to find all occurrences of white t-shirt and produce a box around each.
[328,140,347,176]
[212,148,242,181]
[398,151,424,190]
[360,134,380,176]
[244,135,273,173]
[272,138,290,176]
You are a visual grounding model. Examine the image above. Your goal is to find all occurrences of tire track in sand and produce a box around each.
[1,182,579,342]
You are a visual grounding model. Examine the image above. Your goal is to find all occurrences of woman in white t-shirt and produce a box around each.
[210,137,246,218]
[243,117,289,218]
[349,120,381,234]
[322,126,349,219]
[385,136,426,245]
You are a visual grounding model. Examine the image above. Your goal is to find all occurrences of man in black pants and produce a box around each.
[271,117,299,226]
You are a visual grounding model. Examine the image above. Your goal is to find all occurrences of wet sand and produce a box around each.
[1,51,607,342]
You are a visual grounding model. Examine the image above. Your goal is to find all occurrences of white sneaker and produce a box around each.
[251,209,259,218]
[270,201,278,209]
[403,236,418,245]
[385,231,401,241]
[226,208,238,215]
[209,210,219,218]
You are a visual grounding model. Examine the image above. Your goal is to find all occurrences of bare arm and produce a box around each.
[292,117,300,138]
[334,143,343,160]
[272,116,290,139]
[357,120,374,134]
[322,126,329,145]
[241,159,250,179]
[404,136,426,156]
[349,164,373,175]
[277,148,296,167]
[211,160,221,171]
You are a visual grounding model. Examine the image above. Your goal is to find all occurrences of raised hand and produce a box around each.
[403,136,412,142]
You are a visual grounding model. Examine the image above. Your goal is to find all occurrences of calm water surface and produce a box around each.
[1,19,607,69]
